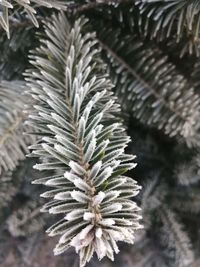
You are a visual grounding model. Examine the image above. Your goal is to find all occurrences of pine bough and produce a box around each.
[26,13,142,267]
[7,200,45,237]
[0,81,34,174]
[96,26,200,144]
[159,207,194,266]
[0,0,67,38]
[0,171,16,209]
[136,0,200,56]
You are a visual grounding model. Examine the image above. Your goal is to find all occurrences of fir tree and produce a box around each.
[0,1,200,267]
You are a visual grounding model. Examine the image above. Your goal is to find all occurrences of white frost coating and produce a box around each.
[92,191,105,206]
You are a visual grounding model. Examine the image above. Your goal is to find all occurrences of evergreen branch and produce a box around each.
[0,171,16,210]
[175,156,200,186]
[90,1,200,57]
[67,0,132,12]
[164,33,200,58]
[170,157,200,214]
[26,12,142,267]
[0,0,67,38]
[0,25,35,81]
[96,25,200,143]
[0,81,35,174]
[135,0,200,56]
[159,207,194,266]
[7,200,45,237]
[170,190,200,215]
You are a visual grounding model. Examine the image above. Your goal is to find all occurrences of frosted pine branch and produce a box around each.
[26,12,142,267]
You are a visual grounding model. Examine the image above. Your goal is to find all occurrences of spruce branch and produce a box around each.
[0,81,35,174]
[26,12,142,267]
[96,25,200,143]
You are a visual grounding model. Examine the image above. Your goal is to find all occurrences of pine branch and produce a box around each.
[159,207,194,267]
[0,0,67,38]
[170,188,200,215]
[0,26,36,81]
[175,156,200,186]
[87,1,200,57]
[7,200,45,237]
[96,25,200,144]
[0,81,35,174]
[0,171,16,210]
[26,12,142,267]
[135,0,200,56]
[119,237,169,267]
[67,0,132,12]
[168,34,200,58]
[170,156,200,214]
